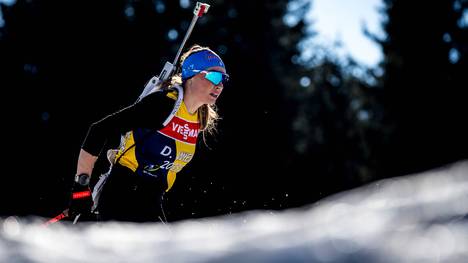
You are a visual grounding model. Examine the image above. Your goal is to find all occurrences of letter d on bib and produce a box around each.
[160,146,172,156]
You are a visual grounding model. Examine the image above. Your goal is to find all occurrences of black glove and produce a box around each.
[68,173,93,218]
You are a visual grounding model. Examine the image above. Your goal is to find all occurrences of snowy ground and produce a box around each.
[1,161,468,263]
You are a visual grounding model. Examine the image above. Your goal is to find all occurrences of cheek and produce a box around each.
[204,84,216,93]
[192,80,208,93]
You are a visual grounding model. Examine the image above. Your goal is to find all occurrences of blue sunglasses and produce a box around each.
[191,70,230,86]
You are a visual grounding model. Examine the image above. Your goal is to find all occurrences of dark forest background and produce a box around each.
[0,0,467,222]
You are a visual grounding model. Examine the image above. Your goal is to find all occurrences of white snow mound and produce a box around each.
[1,161,468,263]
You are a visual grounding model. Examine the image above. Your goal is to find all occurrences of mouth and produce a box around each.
[210,93,219,99]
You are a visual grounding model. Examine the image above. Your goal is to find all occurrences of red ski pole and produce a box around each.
[42,209,69,227]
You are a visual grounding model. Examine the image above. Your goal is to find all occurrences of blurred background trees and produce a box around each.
[0,0,466,221]
[376,0,468,177]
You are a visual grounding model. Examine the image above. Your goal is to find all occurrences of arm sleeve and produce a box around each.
[81,91,175,156]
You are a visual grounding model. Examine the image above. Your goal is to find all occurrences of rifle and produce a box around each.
[137,2,210,102]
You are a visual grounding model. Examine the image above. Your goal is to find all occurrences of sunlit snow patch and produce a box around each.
[1,161,468,263]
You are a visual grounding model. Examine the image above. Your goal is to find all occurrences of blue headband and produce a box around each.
[181,49,225,80]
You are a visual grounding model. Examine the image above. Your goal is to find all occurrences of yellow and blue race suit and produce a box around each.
[81,87,198,221]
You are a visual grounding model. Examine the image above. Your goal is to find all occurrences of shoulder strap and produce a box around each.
[162,85,184,126]
[110,85,184,165]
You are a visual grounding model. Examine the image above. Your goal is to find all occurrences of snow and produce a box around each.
[1,160,468,263]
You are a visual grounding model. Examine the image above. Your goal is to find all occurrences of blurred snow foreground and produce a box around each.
[1,161,468,263]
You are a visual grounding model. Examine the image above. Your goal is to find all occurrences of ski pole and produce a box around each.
[138,2,211,101]
[42,209,81,227]
[42,209,69,227]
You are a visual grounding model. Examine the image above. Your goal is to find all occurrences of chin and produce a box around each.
[206,96,218,104]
